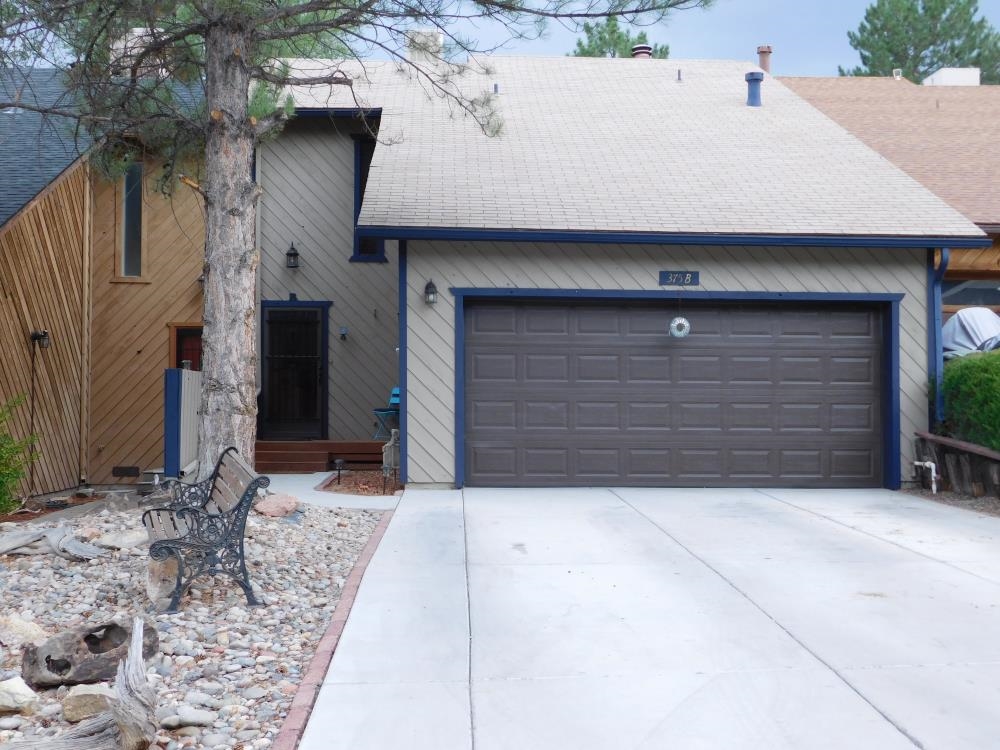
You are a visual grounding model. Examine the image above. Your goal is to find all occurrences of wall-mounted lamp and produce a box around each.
[424,280,438,304]
[197,272,205,286]
[30,329,51,349]
[285,243,300,269]
[339,326,349,340]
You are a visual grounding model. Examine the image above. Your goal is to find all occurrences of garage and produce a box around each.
[463,299,884,488]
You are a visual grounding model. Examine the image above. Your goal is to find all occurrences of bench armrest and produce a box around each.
[161,475,214,510]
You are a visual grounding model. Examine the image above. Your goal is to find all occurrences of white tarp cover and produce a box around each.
[942,307,1000,357]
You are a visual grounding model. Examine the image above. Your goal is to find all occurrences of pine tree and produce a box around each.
[0,0,712,474]
[571,16,670,58]
[840,0,1000,83]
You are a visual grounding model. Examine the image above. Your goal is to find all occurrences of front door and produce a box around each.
[260,304,328,439]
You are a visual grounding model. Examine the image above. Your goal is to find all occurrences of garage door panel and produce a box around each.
[465,301,883,487]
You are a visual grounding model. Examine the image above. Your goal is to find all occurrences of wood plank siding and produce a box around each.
[0,161,90,496]
[88,162,204,484]
[258,120,398,441]
[945,235,1000,277]
[405,241,930,486]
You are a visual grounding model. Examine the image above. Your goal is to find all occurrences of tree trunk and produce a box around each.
[197,21,260,477]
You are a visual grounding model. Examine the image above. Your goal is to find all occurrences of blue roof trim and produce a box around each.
[450,288,905,303]
[357,225,991,249]
[294,107,382,119]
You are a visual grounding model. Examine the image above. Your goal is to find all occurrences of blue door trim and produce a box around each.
[357,225,991,250]
[260,299,333,440]
[451,288,904,490]
[398,241,408,482]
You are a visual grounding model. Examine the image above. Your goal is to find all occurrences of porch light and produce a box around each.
[30,329,51,349]
[424,280,438,304]
[285,243,300,269]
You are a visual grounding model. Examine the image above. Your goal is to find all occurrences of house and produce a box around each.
[1,68,204,495]
[283,54,987,489]
[0,70,91,496]
[781,73,1000,316]
[4,53,990,495]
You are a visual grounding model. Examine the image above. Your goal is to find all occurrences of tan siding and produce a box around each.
[406,241,929,485]
[88,162,204,484]
[0,162,89,495]
[258,121,398,441]
[946,236,1000,276]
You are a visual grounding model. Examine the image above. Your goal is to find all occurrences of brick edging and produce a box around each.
[270,509,394,750]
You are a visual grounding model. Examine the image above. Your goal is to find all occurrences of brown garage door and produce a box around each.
[464,300,883,488]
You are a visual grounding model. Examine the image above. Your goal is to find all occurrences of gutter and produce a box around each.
[355,225,992,250]
[929,247,950,427]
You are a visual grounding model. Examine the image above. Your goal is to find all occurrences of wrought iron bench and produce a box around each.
[141,447,269,614]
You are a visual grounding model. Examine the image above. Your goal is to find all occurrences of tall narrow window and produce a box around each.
[122,163,143,277]
[351,138,386,262]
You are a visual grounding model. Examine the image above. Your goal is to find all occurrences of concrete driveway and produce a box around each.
[299,488,1000,749]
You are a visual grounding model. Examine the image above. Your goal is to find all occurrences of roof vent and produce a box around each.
[631,44,653,59]
[745,71,763,107]
[756,44,772,74]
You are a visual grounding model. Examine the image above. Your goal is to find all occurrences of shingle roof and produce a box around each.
[289,56,983,240]
[0,68,89,226]
[781,75,1000,228]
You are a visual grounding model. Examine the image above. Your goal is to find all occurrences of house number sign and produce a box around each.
[659,271,700,286]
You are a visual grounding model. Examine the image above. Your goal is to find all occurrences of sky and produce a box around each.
[456,0,1000,77]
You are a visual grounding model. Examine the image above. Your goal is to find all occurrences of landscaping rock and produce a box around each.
[0,616,49,650]
[0,676,37,714]
[21,614,158,688]
[175,704,216,726]
[254,493,299,518]
[62,682,116,722]
[94,528,149,550]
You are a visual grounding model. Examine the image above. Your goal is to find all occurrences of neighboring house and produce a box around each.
[0,70,91,496]
[1,68,204,494]
[287,54,987,489]
[781,73,1000,316]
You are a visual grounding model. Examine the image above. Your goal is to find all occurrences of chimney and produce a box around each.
[631,44,653,59]
[756,44,772,74]
[745,72,763,107]
[406,30,444,63]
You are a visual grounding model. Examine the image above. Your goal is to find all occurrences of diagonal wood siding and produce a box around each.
[88,162,204,484]
[405,241,929,485]
[946,235,1000,275]
[258,120,398,441]
[0,161,89,496]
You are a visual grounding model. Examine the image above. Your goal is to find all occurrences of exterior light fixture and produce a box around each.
[424,280,438,304]
[285,242,300,269]
[669,317,691,338]
[339,326,349,340]
[30,329,51,349]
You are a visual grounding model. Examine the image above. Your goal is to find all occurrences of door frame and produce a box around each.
[451,288,902,490]
[259,299,332,440]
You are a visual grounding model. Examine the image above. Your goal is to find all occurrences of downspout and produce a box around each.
[929,247,950,426]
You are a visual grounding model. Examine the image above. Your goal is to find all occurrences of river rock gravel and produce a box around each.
[0,501,382,749]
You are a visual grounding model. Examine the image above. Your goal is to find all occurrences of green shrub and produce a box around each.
[942,350,1000,452]
[0,396,35,514]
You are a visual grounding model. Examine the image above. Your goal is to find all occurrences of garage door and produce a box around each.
[464,300,883,487]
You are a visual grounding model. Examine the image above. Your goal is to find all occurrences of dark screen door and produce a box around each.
[260,306,327,439]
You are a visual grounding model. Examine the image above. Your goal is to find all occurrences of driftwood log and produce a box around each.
[0,527,106,560]
[9,617,157,750]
